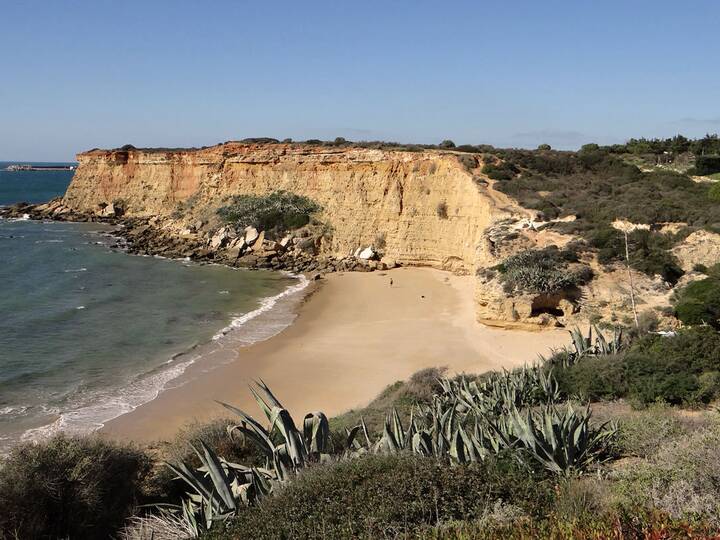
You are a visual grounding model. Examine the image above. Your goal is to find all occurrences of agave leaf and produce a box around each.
[195,441,237,512]
[255,379,286,410]
[226,424,275,457]
[218,401,275,451]
[303,411,330,454]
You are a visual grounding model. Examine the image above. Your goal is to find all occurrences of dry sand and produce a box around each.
[102,267,570,443]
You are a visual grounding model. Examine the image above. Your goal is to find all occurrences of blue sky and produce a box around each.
[1,0,719,161]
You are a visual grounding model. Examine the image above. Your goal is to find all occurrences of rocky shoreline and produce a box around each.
[0,199,397,275]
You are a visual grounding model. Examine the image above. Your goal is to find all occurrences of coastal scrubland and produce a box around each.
[2,325,720,539]
[3,135,720,538]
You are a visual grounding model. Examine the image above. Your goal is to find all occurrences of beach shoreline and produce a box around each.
[101,267,571,444]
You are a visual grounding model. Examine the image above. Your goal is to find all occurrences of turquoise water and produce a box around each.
[0,167,301,448]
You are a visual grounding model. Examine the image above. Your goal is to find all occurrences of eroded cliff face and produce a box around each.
[65,143,532,274]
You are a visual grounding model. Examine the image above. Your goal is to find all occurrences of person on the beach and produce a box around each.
[390,278,393,287]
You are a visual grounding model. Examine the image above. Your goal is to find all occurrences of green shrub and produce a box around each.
[592,227,684,284]
[556,327,720,406]
[555,355,627,401]
[0,434,151,540]
[499,247,592,294]
[708,182,720,202]
[217,191,321,235]
[482,161,519,180]
[675,277,720,329]
[695,155,720,176]
[211,454,552,539]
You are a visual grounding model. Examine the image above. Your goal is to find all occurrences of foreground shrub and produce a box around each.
[217,191,321,235]
[210,454,552,539]
[615,405,687,458]
[613,422,720,527]
[0,434,151,540]
[418,508,718,539]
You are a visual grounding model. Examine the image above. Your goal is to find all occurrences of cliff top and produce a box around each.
[76,139,490,159]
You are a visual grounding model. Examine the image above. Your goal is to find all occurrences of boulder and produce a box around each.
[209,226,233,250]
[380,256,397,269]
[250,230,266,251]
[245,227,260,245]
[279,235,293,248]
[225,237,246,258]
[358,247,376,260]
[297,236,317,254]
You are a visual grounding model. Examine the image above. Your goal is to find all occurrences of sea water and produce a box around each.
[0,164,304,449]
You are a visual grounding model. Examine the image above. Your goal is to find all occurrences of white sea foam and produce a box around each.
[0,406,28,416]
[18,273,310,444]
[212,273,309,340]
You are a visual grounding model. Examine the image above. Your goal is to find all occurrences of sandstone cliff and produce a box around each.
[64,143,533,274]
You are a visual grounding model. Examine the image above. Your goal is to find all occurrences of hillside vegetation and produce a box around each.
[3,326,720,539]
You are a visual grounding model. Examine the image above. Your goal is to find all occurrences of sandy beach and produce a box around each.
[102,267,570,443]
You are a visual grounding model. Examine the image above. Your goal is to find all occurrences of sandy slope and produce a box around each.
[102,268,569,443]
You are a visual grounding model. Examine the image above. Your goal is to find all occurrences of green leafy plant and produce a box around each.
[674,277,720,329]
[217,191,321,235]
[0,435,151,540]
[498,248,592,294]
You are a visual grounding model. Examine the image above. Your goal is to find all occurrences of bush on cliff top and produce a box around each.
[217,190,321,235]
[0,434,151,540]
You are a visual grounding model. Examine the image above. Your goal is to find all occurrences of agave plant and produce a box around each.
[490,403,617,475]
[219,379,331,481]
[438,366,560,417]
[165,380,336,534]
[164,441,273,535]
[543,325,625,368]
